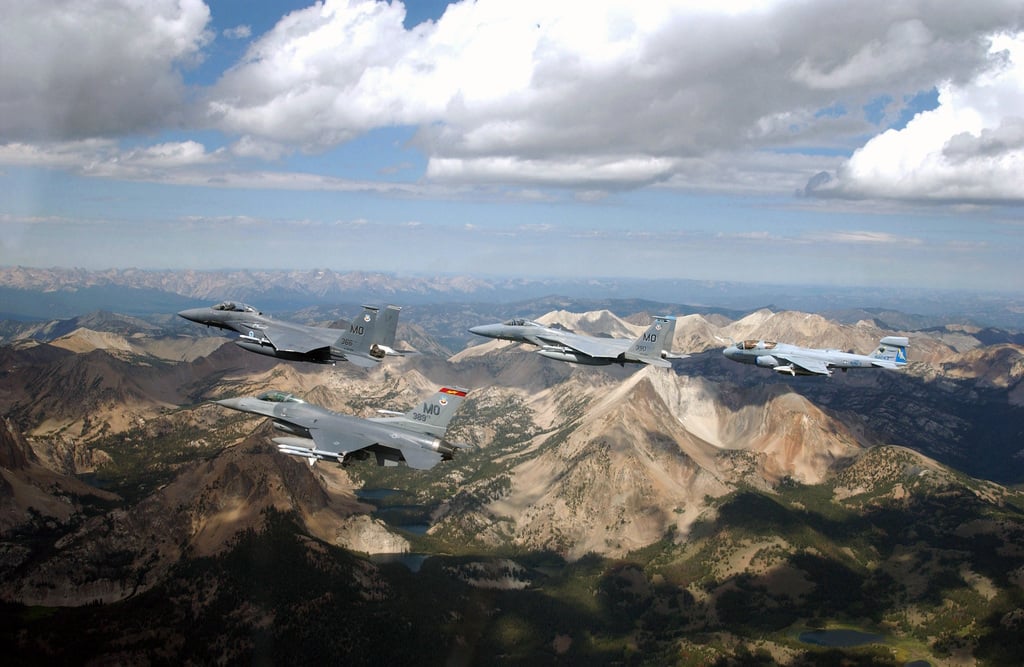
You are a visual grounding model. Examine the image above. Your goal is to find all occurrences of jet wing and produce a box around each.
[308,427,374,456]
[251,322,334,354]
[308,428,441,469]
[775,354,831,376]
[539,332,628,360]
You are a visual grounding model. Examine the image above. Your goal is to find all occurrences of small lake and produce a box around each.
[798,628,885,648]
[356,488,402,501]
[358,489,432,536]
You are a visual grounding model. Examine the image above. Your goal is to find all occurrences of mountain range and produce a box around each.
[1,296,1023,665]
[3,265,1023,329]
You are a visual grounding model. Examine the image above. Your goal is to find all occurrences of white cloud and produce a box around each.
[810,31,1024,203]
[230,135,289,161]
[0,0,212,140]
[2,0,1022,206]
[810,231,924,245]
[223,25,252,40]
[0,138,223,181]
[198,0,1022,199]
[425,155,678,188]
[0,139,119,169]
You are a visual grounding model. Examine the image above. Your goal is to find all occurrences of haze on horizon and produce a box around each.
[1,1,1023,291]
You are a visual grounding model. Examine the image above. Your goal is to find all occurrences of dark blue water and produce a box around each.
[357,488,432,537]
[356,488,401,501]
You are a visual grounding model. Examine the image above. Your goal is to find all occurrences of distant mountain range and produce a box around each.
[3,265,1023,329]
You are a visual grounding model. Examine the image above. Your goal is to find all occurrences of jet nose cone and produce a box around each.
[178,308,204,322]
[722,346,738,360]
[468,324,491,336]
[214,397,248,412]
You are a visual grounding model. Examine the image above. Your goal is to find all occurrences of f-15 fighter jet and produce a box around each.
[178,301,402,367]
[469,315,685,368]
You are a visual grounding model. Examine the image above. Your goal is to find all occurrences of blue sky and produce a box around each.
[2,1,1023,291]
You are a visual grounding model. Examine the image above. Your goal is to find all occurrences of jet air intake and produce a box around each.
[755,355,779,368]
[272,421,310,438]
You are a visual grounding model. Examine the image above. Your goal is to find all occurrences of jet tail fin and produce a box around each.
[335,304,408,365]
[333,304,410,365]
[870,336,909,368]
[625,315,678,367]
[373,387,469,437]
[331,305,381,363]
[379,305,401,348]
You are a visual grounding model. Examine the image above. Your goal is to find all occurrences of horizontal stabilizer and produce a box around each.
[639,356,672,368]
[343,353,380,368]
[872,336,909,366]
[399,445,443,471]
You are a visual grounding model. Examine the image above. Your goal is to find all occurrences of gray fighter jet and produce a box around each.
[215,386,470,469]
[178,301,403,367]
[468,315,686,368]
[722,336,909,376]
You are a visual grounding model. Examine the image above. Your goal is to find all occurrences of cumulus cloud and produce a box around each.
[194,0,1022,199]
[0,0,212,140]
[2,0,1023,205]
[811,31,1024,203]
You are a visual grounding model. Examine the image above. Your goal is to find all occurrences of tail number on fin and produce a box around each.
[414,403,443,422]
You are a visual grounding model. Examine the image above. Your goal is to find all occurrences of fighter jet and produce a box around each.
[178,301,403,367]
[468,315,686,368]
[215,386,470,470]
[722,336,909,376]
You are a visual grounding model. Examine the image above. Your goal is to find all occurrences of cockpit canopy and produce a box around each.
[738,340,777,350]
[257,390,305,404]
[503,319,541,327]
[213,301,259,313]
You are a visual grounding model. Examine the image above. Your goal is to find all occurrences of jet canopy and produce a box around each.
[503,318,542,327]
[257,390,305,404]
[213,301,259,313]
[737,340,777,350]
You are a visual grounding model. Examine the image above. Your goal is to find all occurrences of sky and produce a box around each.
[1,0,1023,291]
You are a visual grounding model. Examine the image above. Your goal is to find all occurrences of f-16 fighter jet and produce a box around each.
[178,301,402,367]
[468,315,686,368]
[215,387,470,470]
[722,336,909,376]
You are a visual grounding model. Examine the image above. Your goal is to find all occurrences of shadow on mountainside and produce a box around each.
[679,351,1024,484]
[3,474,1022,666]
